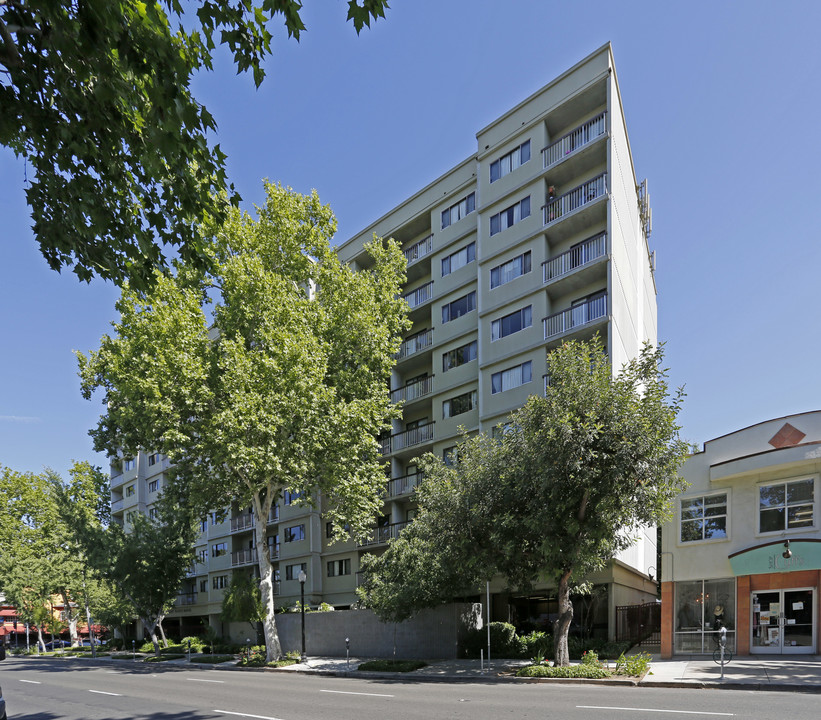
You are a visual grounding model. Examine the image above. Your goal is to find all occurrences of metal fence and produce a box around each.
[615,601,661,647]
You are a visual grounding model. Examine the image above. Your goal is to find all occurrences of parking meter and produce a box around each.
[345,637,350,670]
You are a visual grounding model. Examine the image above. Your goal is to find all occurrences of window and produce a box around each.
[212,542,227,557]
[199,518,208,533]
[212,575,227,590]
[327,559,351,577]
[441,242,476,276]
[443,390,477,419]
[441,192,476,229]
[490,251,531,289]
[680,493,728,542]
[199,579,207,593]
[148,507,158,520]
[286,563,307,581]
[210,512,219,526]
[490,197,531,236]
[126,511,135,523]
[123,458,135,471]
[125,484,135,497]
[443,446,457,466]
[492,422,513,439]
[491,305,532,341]
[674,578,736,654]
[147,453,159,466]
[490,140,531,183]
[326,522,334,539]
[443,340,477,372]
[759,478,814,533]
[148,479,159,493]
[285,524,305,542]
[283,489,302,506]
[196,548,208,563]
[441,291,476,323]
[491,361,532,394]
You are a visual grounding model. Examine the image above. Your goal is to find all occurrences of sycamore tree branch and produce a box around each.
[0,16,22,68]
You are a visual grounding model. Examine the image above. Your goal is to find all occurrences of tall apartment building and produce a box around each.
[111,43,659,641]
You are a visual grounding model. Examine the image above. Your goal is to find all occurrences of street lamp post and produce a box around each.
[298,569,307,661]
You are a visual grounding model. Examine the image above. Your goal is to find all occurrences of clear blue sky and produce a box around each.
[2,0,820,478]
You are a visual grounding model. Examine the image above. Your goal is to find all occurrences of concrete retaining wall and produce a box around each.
[274,603,481,659]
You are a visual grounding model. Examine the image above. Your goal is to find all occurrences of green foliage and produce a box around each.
[0,1,390,288]
[517,664,612,679]
[238,644,268,666]
[615,651,652,677]
[358,659,428,672]
[78,183,410,663]
[580,650,604,668]
[143,654,186,662]
[463,623,526,659]
[194,654,236,664]
[221,574,264,625]
[316,602,335,612]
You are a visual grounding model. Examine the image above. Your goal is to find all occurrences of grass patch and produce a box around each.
[517,664,612,679]
[266,659,299,668]
[195,655,236,664]
[357,660,428,673]
[143,654,186,662]
[77,652,111,658]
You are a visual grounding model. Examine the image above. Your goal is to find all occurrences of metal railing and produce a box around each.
[231,548,257,567]
[357,521,411,547]
[176,592,197,606]
[402,281,434,310]
[230,515,255,533]
[543,232,607,282]
[543,293,607,339]
[542,112,607,168]
[387,471,424,498]
[380,422,435,455]
[403,234,433,265]
[268,507,279,524]
[390,376,434,404]
[396,329,433,360]
[111,499,124,513]
[543,173,607,225]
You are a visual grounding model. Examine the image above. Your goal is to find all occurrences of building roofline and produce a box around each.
[692,409,821,455]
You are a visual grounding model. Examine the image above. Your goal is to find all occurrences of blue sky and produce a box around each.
[2,0,820,478]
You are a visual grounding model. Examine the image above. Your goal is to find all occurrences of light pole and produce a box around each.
[298,569,307,661]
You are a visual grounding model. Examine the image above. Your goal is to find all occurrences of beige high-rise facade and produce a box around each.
[111,43,659,642]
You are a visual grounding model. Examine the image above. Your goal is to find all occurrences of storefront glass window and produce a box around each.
[674,578,736,654]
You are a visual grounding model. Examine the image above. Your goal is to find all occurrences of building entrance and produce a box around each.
[751,588,815,654]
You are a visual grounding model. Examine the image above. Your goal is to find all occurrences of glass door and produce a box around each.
[751,588,815,654]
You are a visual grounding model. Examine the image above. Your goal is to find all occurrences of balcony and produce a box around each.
[230,515,255,533]
[387,471,424,498]
[390,376,434,405]
[543,111,607,169]
[543,293,607,341]
[231,545,278,568]
[111,498,124,514]
[176,592,197,607]
[543,232,607,284]
[543,173,607,227]
[396,329,432,361]
[402,281,434,311]
[403,234,433,267]
[379,422,435,456]
[357,521,411,548]
[268,507,279,524]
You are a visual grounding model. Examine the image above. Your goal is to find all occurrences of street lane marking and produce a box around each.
[578,708,733,716]
[320,689,394,698]
[214,711,285,720]
[20,680,41,684]
[90,690,123,696]
[188,678,225,683]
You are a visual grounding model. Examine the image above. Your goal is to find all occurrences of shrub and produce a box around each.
[462,622,526,658]
[194,654,236,664]
[517,663,611,679]
[267,658,299,668]
[180,636,206,653]
[238,644,267,667]
[520,631,552,660]
[358,660,427,672]
[143,654,185,662]
[615,651,651,677]
[580,650,604,669]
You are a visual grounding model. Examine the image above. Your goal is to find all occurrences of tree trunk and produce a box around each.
[158,618,168,647]
[254,502,282,663]
[61,592,80,646]
[553,570,573,667]
[36,626,46,653]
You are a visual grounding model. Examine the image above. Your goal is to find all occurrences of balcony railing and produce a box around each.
[387,471,424,498]
[402,281,434,310]
[403,234,433,265]
[543,293,607,340]
[380,422,435,455]
[230,515,255,533]
[268,507,279,524]
[542,111,607,168]
[357,521,411,547]
[390,376,434,404]
[111,499,124,513]
[176,592,197,606]
[231,545,279,567]
[543,232,607,283]
[543,173,607,226]
[396,329,432,360]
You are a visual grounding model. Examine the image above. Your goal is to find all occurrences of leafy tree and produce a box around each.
[77,182,410,661]
[221,572,265,642]
[359,337,690,666]
[0,1,389,288]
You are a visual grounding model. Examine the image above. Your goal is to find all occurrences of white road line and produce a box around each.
[577,707,733,717]
[188,678,225,683]
[89,690,123,696]
[214,711,286,720]
[19,679,41,684]
[320,689,394,698]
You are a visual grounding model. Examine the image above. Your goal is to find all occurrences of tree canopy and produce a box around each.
[0,1,389,288]
[359,337,690,665]
[78,182,410,660]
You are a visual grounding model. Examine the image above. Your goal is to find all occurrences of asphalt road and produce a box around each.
[2,657,820,720]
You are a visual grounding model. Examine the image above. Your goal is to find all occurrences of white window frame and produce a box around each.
[491,305,533,341]
[441,192,476,229]
[441,241,476,277]
[679,491,729,544]
[442,340,478,372]
[441,291,476,324]
[491,361,533,395]
[758,476,817,536]
[490,140,531,183]
[490,251,531,289]
[285,524,306,542]
[490,196,531,236]
[443,390,477,419]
